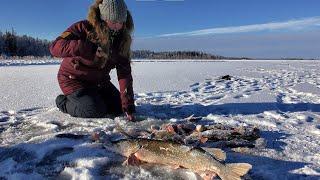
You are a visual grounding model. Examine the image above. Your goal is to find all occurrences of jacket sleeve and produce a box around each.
[49,21,98,63]
[116,56,135,114]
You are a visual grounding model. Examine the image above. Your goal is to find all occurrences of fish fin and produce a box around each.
[200,136,208,144]
[199,171,217,180]
[171,165,183,170]
[122,153,142,166]
[219,163,252,180]
[115,124,135,139]
[202,147,226,161]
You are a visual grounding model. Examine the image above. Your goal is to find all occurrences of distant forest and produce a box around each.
[0,29,248,60]
[0,29,51,57]
[131,50,241,60]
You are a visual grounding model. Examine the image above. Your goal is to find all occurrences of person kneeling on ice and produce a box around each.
[50,0,135,121]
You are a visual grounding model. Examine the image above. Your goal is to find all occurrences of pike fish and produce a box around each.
[105,138,252,180]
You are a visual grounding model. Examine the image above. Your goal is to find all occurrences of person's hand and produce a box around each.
[94,47,108,68]
[96,47,107,58]
[125,112,135,122]
[71,58,80,70]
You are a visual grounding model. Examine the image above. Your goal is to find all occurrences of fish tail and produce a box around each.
[219,163,252,180]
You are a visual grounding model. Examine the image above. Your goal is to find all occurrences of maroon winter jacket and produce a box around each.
[50,20,135,113]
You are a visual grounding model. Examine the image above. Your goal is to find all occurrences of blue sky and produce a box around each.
[1,0,320,58]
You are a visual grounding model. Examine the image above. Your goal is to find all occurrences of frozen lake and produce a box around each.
[1,60,319,110]
[0,60,319,179]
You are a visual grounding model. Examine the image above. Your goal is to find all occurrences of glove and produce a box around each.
[125,112,135,122]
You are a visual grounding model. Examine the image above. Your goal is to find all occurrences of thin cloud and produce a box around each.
[157,16,320,37]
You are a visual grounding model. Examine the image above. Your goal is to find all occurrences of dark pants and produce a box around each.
[55,82,123,118]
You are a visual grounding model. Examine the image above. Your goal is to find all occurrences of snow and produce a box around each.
[0,59,320,179]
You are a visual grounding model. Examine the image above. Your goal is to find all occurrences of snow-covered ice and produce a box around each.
[0,59,319,179]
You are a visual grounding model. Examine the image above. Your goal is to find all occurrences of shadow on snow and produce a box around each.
[138,102,320,118]
[227,152,319,180]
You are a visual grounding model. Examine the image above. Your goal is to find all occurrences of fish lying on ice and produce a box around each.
[105,138,252,180]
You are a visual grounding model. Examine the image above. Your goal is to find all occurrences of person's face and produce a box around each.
[106,20,124,31]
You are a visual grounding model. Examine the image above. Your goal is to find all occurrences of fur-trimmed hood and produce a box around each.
[87,0,134,59]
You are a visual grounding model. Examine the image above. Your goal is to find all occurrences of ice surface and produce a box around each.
[0,59,319,179]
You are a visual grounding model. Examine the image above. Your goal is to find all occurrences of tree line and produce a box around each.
[0,29,51,58]
[131,50,247,60]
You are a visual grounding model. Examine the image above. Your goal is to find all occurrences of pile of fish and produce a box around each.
[94,121,261,149]
[91,122,260,180]
[149,123,260,148]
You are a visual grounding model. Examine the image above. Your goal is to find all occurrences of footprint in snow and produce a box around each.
[234,94,248,99]
[306,116,314,122]
[17,107,43,114]
[201,85,216,92]
[189,82,199,87]
[36,147,74,177]
[0,116,10,122]
[243,89,253,94]
[191,87,199,92]
[0,110,14,116]
[204,95,225,101]
[0,111,14,124]
[0,107,46,123]
[37,147,74,166]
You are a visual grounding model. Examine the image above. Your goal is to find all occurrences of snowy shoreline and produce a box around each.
[0,59,319,67]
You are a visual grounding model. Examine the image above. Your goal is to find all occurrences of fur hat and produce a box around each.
[99,0,128,22]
